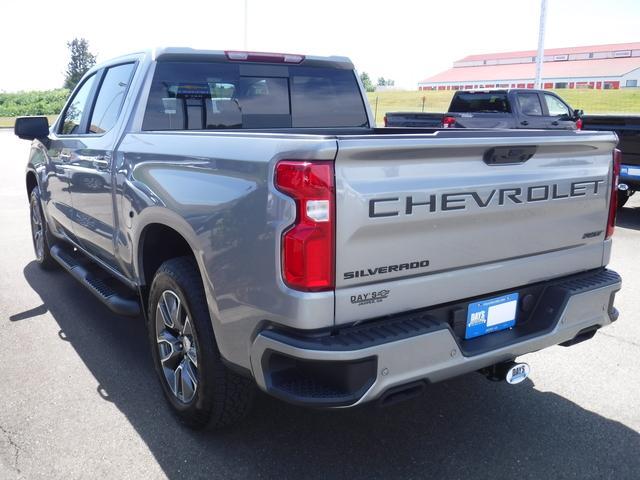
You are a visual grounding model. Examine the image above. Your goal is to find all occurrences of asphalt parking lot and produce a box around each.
[0,129,638,479]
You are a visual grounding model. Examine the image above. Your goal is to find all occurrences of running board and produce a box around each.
[50,245,140,317]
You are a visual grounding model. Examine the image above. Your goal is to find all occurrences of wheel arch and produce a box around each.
[137,221,199,288]
[135,217,229,360]
[26,169,38,197]
[134,213,218,310]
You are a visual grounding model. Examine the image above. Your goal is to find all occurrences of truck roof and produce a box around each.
[153,47,352,66]
[89,48,355,73]
[453,89,550,95]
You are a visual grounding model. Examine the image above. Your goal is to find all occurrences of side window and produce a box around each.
[517,93,543,116]
[89,63,136,133]
[544,94,571,117]
[60,75,96,134]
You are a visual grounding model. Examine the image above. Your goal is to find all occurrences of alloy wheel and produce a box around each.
[155,290,199,404]
[30,199,44,261]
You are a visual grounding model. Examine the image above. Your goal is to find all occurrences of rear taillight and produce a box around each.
[442,116,456,128]
[606,148,621,239]
[225,51,305,63]
[383,115,388,127]
[575,118,583,130]
[275,161,335,291]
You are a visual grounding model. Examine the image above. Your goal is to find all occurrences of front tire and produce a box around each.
[29,187,58,270]
[147,257,254,430]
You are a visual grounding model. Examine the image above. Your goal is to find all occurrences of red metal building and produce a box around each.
[418,42,640,91]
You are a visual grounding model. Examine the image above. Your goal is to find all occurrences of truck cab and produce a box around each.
[384,89,582,130]
[445,89,581,130]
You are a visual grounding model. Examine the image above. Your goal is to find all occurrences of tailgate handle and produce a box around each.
[484,146,537,165]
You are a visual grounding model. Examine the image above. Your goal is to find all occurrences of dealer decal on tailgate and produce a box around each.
[350,289,390,306]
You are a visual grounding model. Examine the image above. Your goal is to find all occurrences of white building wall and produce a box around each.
[621,67,640,87]
[418,75,627,90]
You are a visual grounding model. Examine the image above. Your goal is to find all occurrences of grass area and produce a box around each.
[0,115,58,128]
[1,89,637,128]
[367,89,640,125]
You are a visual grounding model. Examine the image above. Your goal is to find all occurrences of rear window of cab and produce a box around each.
[449,92,511,113]
[142,61,368,130]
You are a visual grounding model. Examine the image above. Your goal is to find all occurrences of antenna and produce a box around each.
[244,0,249,50]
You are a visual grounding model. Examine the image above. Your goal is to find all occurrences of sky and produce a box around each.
[1,0,639,92]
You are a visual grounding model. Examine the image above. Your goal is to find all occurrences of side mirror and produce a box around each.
[573,109,584,119]
[14,116,50,141]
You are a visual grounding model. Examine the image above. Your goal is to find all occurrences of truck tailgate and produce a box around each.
[334,131,617,325]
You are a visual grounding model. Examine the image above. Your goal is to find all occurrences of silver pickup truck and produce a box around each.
[14,48,622,430]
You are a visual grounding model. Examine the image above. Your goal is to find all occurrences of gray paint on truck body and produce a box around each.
[25,48,619,387]
[333,132,616,324]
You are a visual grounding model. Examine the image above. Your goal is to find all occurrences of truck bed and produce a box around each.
[126,127,617,330]
[583,115,640,165]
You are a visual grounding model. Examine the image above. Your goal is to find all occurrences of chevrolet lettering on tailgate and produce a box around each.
[369,180,605,217]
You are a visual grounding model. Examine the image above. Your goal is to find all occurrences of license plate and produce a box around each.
[622,166,640,177]
[465,293,519,340]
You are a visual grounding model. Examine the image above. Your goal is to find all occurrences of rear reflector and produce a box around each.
[442,116,456,128]
[275,161,335,291]
[225,51,305,64]
[606,148,621,239]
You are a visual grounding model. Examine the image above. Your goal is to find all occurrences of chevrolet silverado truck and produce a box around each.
[14,48,622,430]
[384,89,582,129]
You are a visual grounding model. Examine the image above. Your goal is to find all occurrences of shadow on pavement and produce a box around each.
[15,261,640,479]
[9,303,47,321]
[617,204,640,230]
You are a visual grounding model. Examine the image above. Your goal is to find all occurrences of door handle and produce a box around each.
[93,157,110,170]
[551,121,559,126]
[520,121,529,126]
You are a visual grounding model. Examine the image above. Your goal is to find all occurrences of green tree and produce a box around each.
[0,89,69,116]
[377,77,395,87]
[63,38,97,91]
[359,72,375,92]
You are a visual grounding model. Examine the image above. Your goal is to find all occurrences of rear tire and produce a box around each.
[147,256,254,430]
[29,187,58,270]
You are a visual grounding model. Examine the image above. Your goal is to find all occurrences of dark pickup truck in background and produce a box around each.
[582,115,640,208]
[384,89,582,130]
[386,90,640,208]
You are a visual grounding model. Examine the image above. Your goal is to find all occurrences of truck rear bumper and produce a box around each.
[249,269,621,407]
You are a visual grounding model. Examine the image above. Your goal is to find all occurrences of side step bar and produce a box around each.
[50,245,140,317]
